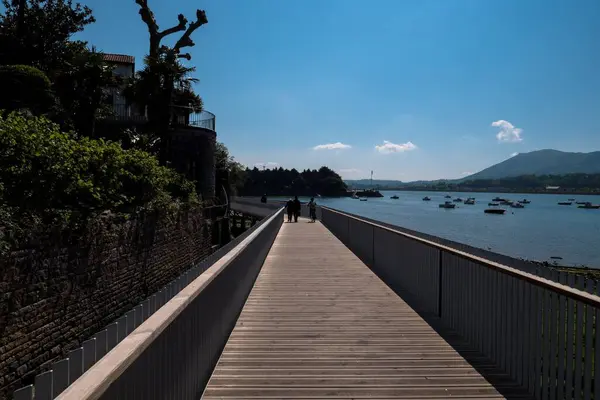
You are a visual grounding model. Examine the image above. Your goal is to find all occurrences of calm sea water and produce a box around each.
[278,191,600,268]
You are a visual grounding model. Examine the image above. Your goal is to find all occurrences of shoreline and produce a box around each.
[347,187,600,196]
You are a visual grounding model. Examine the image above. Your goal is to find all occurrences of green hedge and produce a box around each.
[0,112,197,229]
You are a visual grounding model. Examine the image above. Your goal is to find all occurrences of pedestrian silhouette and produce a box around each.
[293,196,301,222]
[286,198,294,222]
[307,197,317,222]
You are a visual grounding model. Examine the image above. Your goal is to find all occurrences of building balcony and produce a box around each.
[100,104,216,132]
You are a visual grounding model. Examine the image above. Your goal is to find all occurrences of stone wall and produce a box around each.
[0,207,215,398]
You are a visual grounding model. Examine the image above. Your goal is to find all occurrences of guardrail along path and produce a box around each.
[202,218,525,399]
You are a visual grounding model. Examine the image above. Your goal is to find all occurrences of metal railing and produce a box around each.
[320,206,600,400]
[171,107,215,131]
[12,208,283,400]
[102,103,148,122]
[99,104,216,131]
[52,208,281,400]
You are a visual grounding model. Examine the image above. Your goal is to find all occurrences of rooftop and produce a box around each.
[102,53,135,64]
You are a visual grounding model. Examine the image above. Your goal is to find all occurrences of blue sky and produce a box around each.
[74,0,600,180]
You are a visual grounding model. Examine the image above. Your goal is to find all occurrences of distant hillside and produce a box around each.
[465,150,600,180]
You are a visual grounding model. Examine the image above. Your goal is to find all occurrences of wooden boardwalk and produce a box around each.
[202,218,528,399]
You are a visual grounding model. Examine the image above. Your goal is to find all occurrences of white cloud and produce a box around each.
[375,140,417,154]
[510,152,519,157]
[254,162,280,169]
[492,120,523,143]
[313,142,351,151]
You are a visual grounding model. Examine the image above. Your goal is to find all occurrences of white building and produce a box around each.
[102,53,144,120]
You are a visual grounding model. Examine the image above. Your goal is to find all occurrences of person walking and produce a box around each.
[285,198,294,222]
[307,197,317,222]
[293,196,301,222]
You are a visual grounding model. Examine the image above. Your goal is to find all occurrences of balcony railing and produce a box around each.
[101,103,148,123]
[100,104,215,131]
[170,106,216,131]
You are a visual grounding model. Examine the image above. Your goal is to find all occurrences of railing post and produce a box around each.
[438,249,443,318]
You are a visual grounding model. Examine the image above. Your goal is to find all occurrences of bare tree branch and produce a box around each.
[159,14,188,38]
[173,9,208,53]
[135,0,161,58]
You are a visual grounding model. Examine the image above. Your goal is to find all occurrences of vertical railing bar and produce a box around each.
[509,274,517,381]
[477,264,484,354]
[534,283,543,399]
[557,272,567,400]
[501,272,508,372]
[68,347,84,383]
[583,279,594,400]
[34,370,53,400]
[486,266,493,359]
[12,385,34,400]
[52,358,70,398]
[542,286,550,399]
[517,277,525,386]
[574,276,585,400]
[566,274,576,399]
[549,271,559,400]
[438,250,443,318]
[82,338,96,372]
[495,269,501,368]
[524,275,533,393]
[594,282,600,400]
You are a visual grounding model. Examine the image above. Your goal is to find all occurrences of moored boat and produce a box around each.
[485,208,506,214]
[558,202,572,206]
[492,197,505,202]
[464,197,475,205]
[520,199,531,204]
[390,195,399,199]
[488,202,499,206]
[439,201,456,209]
[359,198,368,201]
[453,198,463,202]
[510,202,524,208]
[422,196,431,201]
[578,202,600,209]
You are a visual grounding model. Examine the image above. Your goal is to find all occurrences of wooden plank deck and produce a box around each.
[202,218,528,399]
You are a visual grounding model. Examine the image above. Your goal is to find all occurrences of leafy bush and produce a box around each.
[0,112,197,230]
[0,65,55,114]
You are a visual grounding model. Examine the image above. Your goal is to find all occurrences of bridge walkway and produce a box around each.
[202,218,529,399]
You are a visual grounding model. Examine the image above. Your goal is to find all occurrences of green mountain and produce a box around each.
[464,149,600,180]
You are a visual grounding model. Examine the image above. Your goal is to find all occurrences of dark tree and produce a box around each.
[132,0,208,165]
[0,0,116,136]
[0,0,95,73]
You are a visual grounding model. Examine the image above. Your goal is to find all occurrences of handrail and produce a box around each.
[55,208,284,400]
[321,206,600,307]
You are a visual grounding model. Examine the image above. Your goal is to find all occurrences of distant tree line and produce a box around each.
[236,166,348,197]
